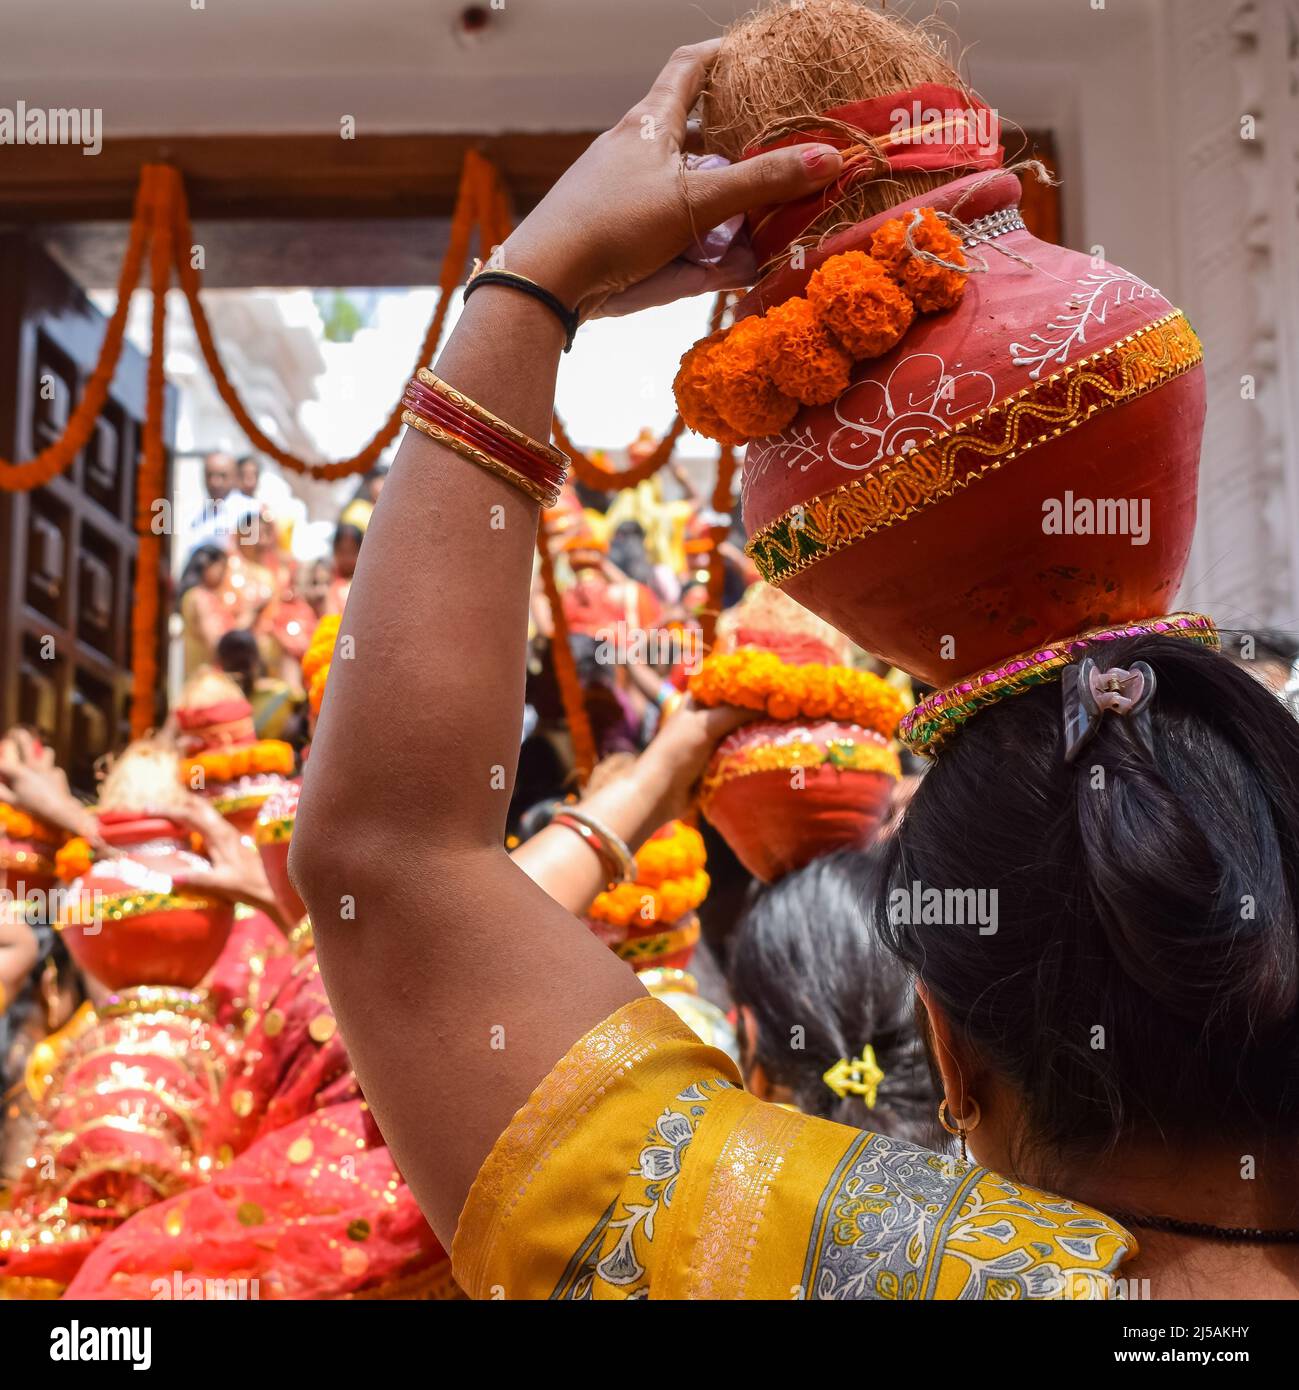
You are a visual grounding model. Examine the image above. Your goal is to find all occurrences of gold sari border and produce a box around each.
[450,996,737,1300]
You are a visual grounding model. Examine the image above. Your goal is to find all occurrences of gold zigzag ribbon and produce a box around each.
[746,311,1203,586]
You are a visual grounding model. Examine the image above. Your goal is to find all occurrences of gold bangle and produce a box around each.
[415,368,568,471]
[0,979,8,1014]
[401,410,559,508]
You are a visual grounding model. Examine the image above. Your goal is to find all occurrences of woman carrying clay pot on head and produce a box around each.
[292,27,1299,1301]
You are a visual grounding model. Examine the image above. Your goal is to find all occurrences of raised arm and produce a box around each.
[289,40,841,1247]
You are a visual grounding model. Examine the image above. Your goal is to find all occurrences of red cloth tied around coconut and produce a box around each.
[742,83,1004,265]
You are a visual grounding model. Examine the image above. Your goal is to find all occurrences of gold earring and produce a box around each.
[937,1097,982,1163]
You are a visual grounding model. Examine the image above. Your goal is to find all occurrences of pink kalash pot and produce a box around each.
[60,812,234,989]
[739,172,1205,684]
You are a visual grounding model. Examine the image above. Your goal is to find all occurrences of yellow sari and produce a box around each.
[452,998,1136,1300]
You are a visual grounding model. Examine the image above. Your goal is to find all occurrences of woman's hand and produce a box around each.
[0,728,98,843]
[162,794,293,934]
[639,696,753,824]
[502,40,842,319]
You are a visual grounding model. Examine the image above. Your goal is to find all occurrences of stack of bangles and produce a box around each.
[550,808,637,891]
[401,368,570,508]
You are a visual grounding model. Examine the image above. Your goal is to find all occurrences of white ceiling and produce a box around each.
[3,0,1156,135]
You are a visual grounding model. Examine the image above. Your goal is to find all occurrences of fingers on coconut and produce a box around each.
[624,40,723,143]
[688,142,842,227]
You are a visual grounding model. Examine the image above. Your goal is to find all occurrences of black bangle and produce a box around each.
[462,270,579,352]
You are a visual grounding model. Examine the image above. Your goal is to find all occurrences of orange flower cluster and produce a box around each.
[589,870,710,931]
[589,819,710,929]
[55,837,95,884]
[632,820,707,889]
[0,802,59,844]
[303,615,341,718]
[183,741,294,788]
[689,649,907,738]
[673,209,967,444]
[867,208,969,315]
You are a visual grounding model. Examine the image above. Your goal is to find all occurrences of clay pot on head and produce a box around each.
[60,812,234,990]
[702,719,898,883]
[209,773,287,836]
[739,172,1204,683]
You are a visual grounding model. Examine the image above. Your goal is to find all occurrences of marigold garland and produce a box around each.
[536,515,598,785]
[688,650,907,737]
[182,741,295,787]
[302,615,341,718]
[805,251,915,359]
[0,803,60,844]
[55,837,95,883]
[0,152,735,761]
[588,821,709,929]
[869,208,969,315]
[672,210,968,445]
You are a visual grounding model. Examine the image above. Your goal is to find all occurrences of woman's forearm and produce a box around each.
[509,740,685,913]
[292,281,645,1243]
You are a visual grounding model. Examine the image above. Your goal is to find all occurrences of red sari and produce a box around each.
[62,938,456,1300]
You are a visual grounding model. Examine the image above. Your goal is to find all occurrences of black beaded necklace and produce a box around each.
[1112,1212,1299,1245]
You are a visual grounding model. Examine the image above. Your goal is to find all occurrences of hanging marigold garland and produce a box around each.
[131,166,172,737]
[0,152,734,767]
[0,175,152,491]
[535,513,598,786]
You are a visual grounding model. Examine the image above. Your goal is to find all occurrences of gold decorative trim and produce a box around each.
[746,311,1203,585]
[700,735,899,807]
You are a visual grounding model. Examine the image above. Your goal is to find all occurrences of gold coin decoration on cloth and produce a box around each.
[217,1144,234,1166]
[231,1090,254,1117]
[263,1008,285,1038]
[237,1201,265,1227]
[164,1208,184,1237]
[308,1014,337,1044]
[347,1219,371,1242]
[287,1137,314,1165]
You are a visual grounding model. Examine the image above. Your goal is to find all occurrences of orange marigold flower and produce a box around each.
[55,837,94,883]
[710,318,800,440]
[758,297,853,406]
[805,251,915,359]
[672,329,748,446]
[765,691,801,720]
[302,615,341,685]
[869,209,968,314]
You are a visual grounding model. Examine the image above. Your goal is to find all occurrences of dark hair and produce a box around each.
[608,521,657,591]
[729,848,940,1142]
[877,635,1299,1160]
[215,628,263,698]
[177,542,226,599]
[333,523,364,552]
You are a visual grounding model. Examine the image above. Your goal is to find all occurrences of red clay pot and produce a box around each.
[61,812,234,990]
[702,719,896,883]
[254,779,306,927]
[738,172,1204,683]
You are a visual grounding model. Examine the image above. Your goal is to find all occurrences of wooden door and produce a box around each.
[0,234,174,793]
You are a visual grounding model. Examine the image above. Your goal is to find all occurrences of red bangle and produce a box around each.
[402,381,566,492]
[400,373,569,507]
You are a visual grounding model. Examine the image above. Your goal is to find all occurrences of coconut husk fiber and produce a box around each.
[702,0,984,251]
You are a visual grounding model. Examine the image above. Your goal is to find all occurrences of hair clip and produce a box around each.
[823,1044,885,1107]
[1062,657,1157,763]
